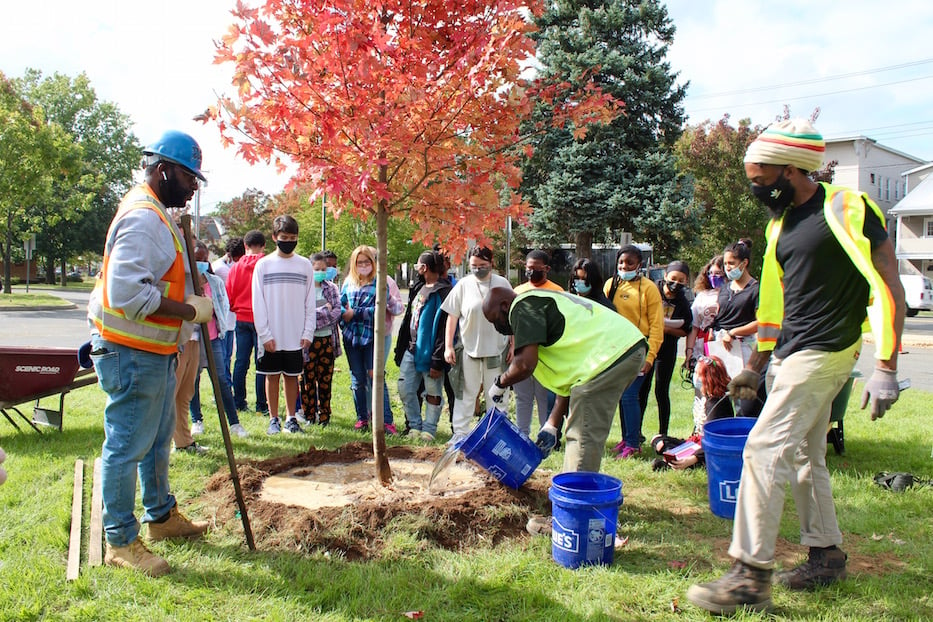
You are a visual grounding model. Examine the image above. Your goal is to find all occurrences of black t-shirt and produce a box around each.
[658,284,693,360]
[712,279,759,332]
[774,185,888,358]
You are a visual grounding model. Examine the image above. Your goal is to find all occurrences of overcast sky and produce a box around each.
[2,1,931,212]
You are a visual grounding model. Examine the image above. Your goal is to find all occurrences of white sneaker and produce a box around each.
[295,410,310,426]
[191,421,204,436]
[229,423,249,438]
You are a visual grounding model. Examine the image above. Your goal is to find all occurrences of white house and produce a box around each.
[890,162,933,275]
[824,136,927,226]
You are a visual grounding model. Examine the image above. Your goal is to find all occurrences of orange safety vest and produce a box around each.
[89,186,187,354]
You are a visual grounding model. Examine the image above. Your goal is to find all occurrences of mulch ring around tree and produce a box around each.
[199,442,552,560]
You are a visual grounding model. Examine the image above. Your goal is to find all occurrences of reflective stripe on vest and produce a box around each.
[757,182,897,359]
[511,290,645,396]
[89,186,186,354]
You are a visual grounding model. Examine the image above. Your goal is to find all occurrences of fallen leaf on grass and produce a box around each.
[670,597,680,613]
[614,535,629,548]
[403,612,424,619]
[669,560,687,570]
[871,533,884,541]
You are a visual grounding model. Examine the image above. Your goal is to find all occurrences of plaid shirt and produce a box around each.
[340,280,377,347]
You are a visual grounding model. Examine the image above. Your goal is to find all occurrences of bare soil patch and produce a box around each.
[200,442,551,559]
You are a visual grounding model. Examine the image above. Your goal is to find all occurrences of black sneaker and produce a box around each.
[284,417,304,434]
[774,547,847,590]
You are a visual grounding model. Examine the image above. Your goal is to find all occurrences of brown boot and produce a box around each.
[687,560,772,614]
[775,547,847,590]
[147,505,210,541]
[105,539,170,577]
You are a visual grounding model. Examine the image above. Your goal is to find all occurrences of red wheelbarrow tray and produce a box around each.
[0,346,97,433]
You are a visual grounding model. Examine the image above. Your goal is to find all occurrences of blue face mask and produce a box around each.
[196,261,209,274]
[573,279,591,295]
[708,274,724,289]
[618,269,638,281]
[726,266,744,281]
[313,271,327,283]
[325,266,339,281]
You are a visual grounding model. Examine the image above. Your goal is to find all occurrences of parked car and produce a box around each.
[899,274,933,317]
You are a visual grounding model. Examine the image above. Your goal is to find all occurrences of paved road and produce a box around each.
[3,288,933,391]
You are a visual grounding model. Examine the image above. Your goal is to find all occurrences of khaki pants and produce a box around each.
[562,346,645,473]
[173,339,200,448]
[729,340,860,568]
[451,354,503,439]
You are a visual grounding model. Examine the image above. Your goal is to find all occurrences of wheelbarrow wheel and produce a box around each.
[827,421,845,456]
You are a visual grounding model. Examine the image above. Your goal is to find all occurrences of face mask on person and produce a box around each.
[525,268,545,284]
[325,266,339,281]
[750,169,794,218]
[726,265,744,281]
[573,279,591,295]
[493,315,513,335]
[313,271,327,283]
[708,274,725,289]
[618,269,638,281]
[665,280,684,296]
[357,264,373,277]
[472,267,491,280]
[196,261,209,274]
[276,239,298,255]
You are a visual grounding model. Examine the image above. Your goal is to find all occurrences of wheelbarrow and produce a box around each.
[0,346,97,433]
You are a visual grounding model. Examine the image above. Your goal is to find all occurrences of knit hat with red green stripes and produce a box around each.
[744,118,825,173]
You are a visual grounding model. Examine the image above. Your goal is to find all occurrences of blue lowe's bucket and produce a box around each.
[548,472,623,569]
[702,417,758,519]
[458,408,542,489]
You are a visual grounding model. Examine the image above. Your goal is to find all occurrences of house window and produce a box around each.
[895,182,900,200]
[870,173,876,184]
[878,177,883,199]
[925,218,933,237]
[886,178,890,201]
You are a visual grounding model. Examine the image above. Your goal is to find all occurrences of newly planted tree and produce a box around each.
[213,0,616,483]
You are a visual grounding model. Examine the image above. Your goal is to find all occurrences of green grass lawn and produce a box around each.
[0,356,931,621]
[0,292,74,309]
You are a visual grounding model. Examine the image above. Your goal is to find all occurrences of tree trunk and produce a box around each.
[3,210,12,294]
[371,164,392,485]
[574,231,593,260]
[59,257,67,287]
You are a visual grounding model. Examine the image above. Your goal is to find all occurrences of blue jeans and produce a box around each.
[619,373,646,448]
[91,335,177,547]
[344,340,374,422]
[191,338,241,426]
[233,320,267,412]
[397,350,444,436]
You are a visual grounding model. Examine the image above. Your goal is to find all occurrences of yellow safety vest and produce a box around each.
[758,182,897,359]
[511,290,645,396]
[89,186,187,354]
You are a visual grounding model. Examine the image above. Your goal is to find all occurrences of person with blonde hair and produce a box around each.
[340,245,403,431]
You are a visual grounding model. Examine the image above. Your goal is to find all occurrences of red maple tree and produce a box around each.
[212,0,618,483]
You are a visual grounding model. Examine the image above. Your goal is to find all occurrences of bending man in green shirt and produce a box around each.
[483,287,646,472]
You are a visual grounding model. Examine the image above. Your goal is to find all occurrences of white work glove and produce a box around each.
[727,369,760,401]
[536,424,558,458]
[0,447,7,486]
[185,294,214,324]
[860,368,899,421]
[486,375,508,408]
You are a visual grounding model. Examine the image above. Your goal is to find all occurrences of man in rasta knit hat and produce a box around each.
[687,119,906,614]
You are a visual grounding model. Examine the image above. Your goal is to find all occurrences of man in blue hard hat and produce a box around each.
[87,130,214,577]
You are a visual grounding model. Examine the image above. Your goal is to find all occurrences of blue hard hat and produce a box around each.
[142,130,206,181]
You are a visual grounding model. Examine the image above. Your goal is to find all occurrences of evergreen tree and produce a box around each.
[521,0,693,259]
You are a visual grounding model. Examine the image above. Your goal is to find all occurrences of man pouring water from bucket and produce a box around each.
[687,119,906,614]
[482,287,646,473]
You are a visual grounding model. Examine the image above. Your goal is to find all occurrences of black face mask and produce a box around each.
[664,280,684,297]
[525,268,545,284]
[159,168,193,208]
[276,240,298,254]
[493,316,513,335]
[750,170,794,218]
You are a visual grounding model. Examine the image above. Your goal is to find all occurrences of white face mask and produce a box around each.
[357,265,373,277]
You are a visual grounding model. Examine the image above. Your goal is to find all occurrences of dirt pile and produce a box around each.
[200,442,551,559]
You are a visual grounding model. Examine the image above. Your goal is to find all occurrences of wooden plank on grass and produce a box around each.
[88,457,103,567]
[66,459,83,581]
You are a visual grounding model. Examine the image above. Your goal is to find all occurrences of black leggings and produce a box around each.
[638,349,677,436]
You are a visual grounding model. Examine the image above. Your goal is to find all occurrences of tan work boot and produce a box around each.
[147,505,210,541]
[105,539,170,577]
[687,559,772,614]
[775,546,847,590]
